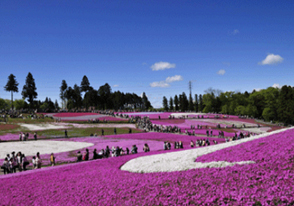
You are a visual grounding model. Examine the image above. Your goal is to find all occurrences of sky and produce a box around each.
[0,1,293,108]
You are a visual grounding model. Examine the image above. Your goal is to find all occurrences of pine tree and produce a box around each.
[60,80,68,109]
[22,72,37,108]
[169,97,174,111]
[4,74,19,109]
[162,96,168,111]
[194,94,198,112]
[174,95,179,111]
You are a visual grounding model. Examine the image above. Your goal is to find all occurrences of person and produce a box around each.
[163,142,167,150]
[36,152,42,169]
[65,129,68,138]
[143,143,150,152]
[114,128,117,135]
[105,146,110,158]
[22,154,29,171]
[126,147,129,155]
[16,152,23,172]
[101,129,104,136]
[179,141,183,149]
[131,145,138,154]
[129,128,132,133]
[190,140,194,147]
[32,156,37,169]
[1,158,9,174]
[34,132,37,140]
[77,151,82,162]
[167,142,171,150]
[83,149,89,161]
[50,153,55,166]
[210,130,213,137]
[115,146,121,156]
[206,130,209,137]
[19,133,22,141]
[93,149,99,159]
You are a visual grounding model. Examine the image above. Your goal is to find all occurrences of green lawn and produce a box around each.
[37,127,142,139]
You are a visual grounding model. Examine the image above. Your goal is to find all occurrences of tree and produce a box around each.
[142,92,152,110]
[162,96,168,111]
[54,100,59,110]
[22,72,37,108]
[169,97,174,111]
[80,75,91,93]
[4,74,19,110]
[174,95,179,111]
[14,99,26,110]
[98,83,112,109]
[199,94,203,112]
[194,94,198,112]
[188,93,193,111]
[60,80,68,109]
[180,92,188,111]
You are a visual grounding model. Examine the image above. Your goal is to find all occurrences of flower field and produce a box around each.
[1,127,293,205]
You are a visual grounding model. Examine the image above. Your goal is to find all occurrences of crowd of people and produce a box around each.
[76,144,150,162]
[0,151,55,175]
[18,132,38,141]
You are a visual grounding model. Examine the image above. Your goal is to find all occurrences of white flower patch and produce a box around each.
[0,140,93,158]
[121,127,291,173]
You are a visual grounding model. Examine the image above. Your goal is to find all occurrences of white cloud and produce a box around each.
[233,29,239,35]
[259,54,283,65]
[113,85,119,88]
[272,83,281,88]
[165,75,183,83]
[151,62,176,71]
[150,81,170,88]
[217,69,226,75]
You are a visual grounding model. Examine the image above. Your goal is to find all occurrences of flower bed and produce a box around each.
[105,132,226,147]
[0,128,293,205]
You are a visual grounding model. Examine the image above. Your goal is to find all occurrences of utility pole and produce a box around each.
[189,81,192,96]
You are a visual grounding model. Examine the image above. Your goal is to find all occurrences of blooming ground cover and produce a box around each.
[0,128,293,205]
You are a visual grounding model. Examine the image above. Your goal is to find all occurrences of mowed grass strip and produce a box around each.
[37,127,143,139]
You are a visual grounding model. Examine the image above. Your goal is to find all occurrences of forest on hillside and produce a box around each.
[163,85,294,125]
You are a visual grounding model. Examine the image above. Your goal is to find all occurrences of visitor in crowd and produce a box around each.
[93,149,99,159]
[65,129,68,138]
[190,140,194,147]
[31,156,36,168]
[179,141,183,149]
[50,153,55,166]
[131,145,138,154]
[77,151,82,162]
[36,152,42,169]
[34,132,37,140]
[114,128,117,135]
[143,143,150,152]
[1,158,9,174]
[101,129,104,136]
[22,154,29,171]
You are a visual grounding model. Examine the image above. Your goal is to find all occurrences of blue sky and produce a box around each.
[0,1,293,108]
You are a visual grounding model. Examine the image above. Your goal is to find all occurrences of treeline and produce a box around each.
[163,85,294,125]
[60,76,152,111]
[1,73,152,112]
